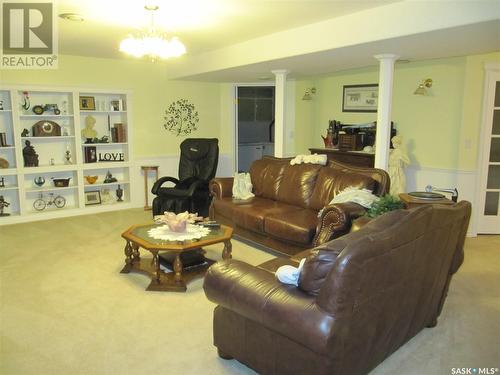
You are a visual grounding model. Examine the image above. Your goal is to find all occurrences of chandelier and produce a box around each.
[119,5,186,61]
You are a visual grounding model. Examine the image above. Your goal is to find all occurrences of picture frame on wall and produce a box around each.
[84,190,101,205]
[79,96,96,110]
[342,84,378,113]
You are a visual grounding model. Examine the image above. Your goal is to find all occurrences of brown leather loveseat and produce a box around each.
[209,157,389,256]
[204,201,471,375]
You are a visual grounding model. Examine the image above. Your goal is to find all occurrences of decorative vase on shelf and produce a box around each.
[34,176,45,187]
[116,185,123,202]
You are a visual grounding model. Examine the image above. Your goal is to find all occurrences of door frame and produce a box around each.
[232,82,275,173]
[475,62,500,233]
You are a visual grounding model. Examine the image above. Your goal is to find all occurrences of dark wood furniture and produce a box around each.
[338,134,363,151]
[309,148,374,167]
[120,223,233,292]
[399,193,454,209]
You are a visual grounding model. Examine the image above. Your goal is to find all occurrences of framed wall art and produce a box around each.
[79,96,96,110]
[342,84,379,113]
[84,190,101,205]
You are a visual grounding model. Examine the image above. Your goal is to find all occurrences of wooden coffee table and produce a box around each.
[120,223,233,292]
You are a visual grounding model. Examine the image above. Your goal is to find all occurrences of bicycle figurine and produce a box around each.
[33,192,66,211]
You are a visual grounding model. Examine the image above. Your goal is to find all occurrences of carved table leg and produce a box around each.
[120,241,133,273]
[173,254,183,284]
[222,240,232,260]
[152,251,161,284]
[132,243,140,262]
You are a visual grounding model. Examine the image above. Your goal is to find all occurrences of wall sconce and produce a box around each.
[414,78,433,95]
[302,87,316,100]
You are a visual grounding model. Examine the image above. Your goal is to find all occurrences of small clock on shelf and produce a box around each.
[32,120,61,137]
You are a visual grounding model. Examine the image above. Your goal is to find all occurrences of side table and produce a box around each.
[141,165,159,211]
[399,193,454,209]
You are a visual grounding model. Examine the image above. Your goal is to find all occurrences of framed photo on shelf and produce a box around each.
[84,146,97,163]
[79,96,96,110]
[84,190,101,205]
[342,84,378,113]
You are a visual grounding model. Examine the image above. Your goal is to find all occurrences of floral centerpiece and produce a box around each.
[154,211,203,232]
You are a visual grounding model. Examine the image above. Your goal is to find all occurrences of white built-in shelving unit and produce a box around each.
[0,86,135,225]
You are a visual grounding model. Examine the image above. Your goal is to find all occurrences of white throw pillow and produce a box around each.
[317,187,379,217]
[275,258,306,286]
[232,172,255,200]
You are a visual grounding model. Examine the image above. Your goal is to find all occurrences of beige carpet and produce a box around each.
[0,209,499,375]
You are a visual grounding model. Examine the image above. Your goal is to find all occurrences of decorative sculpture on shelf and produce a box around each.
[321,128,334,148]
[116,185,123,202]
[104,170,117,183]
[21,91,30,111]
[388,135,410,196]
[81,115,97,142]
[22,140,39,167]
[0,195,10,216]
[64,146,73,165]
[163,99,199,136]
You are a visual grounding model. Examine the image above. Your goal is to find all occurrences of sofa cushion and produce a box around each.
[249,158,288,200]
[232,198,300,233]
[309,167,377,211]
[277,164,322,208]
[264,208,318,245]
[299,209,410,295]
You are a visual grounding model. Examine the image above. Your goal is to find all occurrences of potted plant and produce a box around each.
[366,194,405,218]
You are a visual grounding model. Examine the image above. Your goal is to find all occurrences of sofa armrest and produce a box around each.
[204,260,336,355]
[209,178,234,199]
[313,202,367,246]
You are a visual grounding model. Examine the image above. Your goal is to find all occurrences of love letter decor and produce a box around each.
[98,152,125,162]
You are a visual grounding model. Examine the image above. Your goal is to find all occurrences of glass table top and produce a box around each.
[128,223,228,246]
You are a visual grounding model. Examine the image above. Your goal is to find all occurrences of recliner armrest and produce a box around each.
[204,260,336,356]
[151,176,180,195]
[209,177,234,199]
[313,202,367,246]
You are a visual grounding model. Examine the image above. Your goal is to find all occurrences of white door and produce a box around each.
[477,65,500,233]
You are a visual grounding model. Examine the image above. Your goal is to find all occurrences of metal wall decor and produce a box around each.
[163,99,199,136]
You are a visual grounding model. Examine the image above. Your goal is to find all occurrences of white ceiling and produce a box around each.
[57,0,500,81]
[58,0,398,59]
[182,20,500,82]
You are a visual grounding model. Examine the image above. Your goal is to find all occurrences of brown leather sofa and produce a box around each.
[209,157,389,256]
[204,202,471,375]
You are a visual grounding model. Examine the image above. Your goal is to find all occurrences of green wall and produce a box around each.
[295,51,500,170]
[0,54,222,158]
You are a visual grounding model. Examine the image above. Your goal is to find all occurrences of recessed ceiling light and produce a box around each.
[59,13,84,22]
[258,76,272,80]
[396,59,411,64]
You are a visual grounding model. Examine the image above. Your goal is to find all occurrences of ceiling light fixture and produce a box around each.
[414,78,433,95]
[302,87,316,101]
[119,5,186,62]
[59,13,84,22]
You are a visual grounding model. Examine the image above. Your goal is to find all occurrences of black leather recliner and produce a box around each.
[151,138,219,217]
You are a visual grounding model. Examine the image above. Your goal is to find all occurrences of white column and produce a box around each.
[272,69,289,157]
[374,54,399,170]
